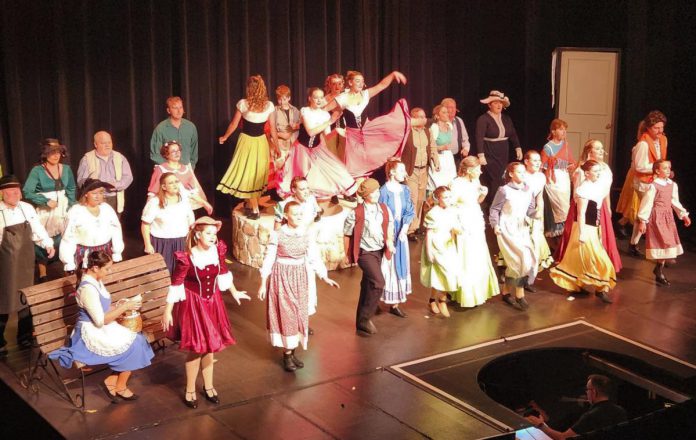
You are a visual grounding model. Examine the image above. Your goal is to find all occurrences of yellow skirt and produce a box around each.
[217,133,270,199]
[615,169,639,223]
[550,223,616,292]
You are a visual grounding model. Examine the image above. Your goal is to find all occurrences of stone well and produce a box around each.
[231,199,354,271]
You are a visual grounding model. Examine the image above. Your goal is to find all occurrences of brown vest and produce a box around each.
[348,203,392,264]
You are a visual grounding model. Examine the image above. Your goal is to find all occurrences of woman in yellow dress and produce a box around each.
[218,75,278,220]
[550,160,616,303]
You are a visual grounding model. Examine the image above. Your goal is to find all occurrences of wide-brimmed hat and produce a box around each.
[0,174,21,190]
[480,90,510,108]
[78,178,115,200]
[191,216,222,231]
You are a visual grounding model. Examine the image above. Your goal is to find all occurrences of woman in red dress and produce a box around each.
[162,217,250,408]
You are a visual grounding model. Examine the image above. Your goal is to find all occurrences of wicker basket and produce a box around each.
[118,310,143,333]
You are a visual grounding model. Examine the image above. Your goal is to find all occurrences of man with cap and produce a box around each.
[0,175,55,354]
[77,131,133,216]
[343,178,395,336]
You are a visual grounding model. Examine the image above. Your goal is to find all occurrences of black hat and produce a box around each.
[0,174,21,190]
[78,178,115,200]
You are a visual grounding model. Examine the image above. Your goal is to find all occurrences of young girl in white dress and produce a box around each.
[489,162,537,311]
[449,156,499,307]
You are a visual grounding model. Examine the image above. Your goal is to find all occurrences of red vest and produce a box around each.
[348,203,392,264]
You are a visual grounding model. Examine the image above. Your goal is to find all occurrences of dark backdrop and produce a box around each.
[1,0,695,242]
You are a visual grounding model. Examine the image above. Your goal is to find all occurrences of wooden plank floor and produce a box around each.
[1,222,695,439]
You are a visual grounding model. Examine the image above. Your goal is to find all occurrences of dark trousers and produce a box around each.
[104,195,122,219]
[355,249,385,328]
[0,308,33,347]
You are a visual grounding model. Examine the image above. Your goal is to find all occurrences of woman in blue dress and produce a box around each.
[49,251,154,402]
[379,159,415,317]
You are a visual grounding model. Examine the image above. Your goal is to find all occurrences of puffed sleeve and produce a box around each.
[59,206,79,271]
[216,240,233,291]
[236,99,248,113]
[488,187,507,229]
[166,251,190,303]
[637,184,656,223]
[259,231,278,279]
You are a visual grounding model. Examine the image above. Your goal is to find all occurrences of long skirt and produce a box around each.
[544,170,571,237]
[555,200,622,272]
[480,139,510,203]
[380,241,412,304]
[168,290,236,354]
[267,261,309,350]
[217,133,270,198]
[497,217,537,287]
[645,207,683,260]
[616,169,639,223]
[74,241,113,270]
[428,151,457,191]
[151,235,186,275]
[530,218,554,273]
[344,99,410,178]
[550,223,617,292]
[452,230,499,307]
[278,140,357,199]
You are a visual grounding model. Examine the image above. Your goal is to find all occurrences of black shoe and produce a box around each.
[202,388,220,404]
[100,382,118,404]
[343,195,357,203]
[17,337,35,349]
[655,275,671,286]
[38,276,48,283]
[595,291,613,303]
[247,211,260,220]
[628,244,644,257]
[290,350,304,368]
[517,297,529,310]
[330,195,340,205]
[503,295,524,311]
[356,319,378,336]
[115,389,139,401]
[184,391,198,409]
[407,234,418,242]
[308,327,314,336]
[389,306,407,318]
[524,284,537,293]
[283,353,297,372]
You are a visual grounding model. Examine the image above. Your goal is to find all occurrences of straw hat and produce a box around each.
[480,90,511,108]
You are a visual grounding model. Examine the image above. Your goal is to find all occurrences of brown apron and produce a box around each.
[0,206,35,314]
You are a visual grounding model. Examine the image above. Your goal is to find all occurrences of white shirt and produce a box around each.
[0,201,53,248]
[335,90,370,116]
[141,196,195,238]
[237,99,275,123]
[300,107,332,135]
[274,195,321,226]
[59,203,124,271]
[637,178,689,222]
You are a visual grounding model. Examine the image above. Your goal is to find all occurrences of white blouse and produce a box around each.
[141,196,194,239]
[237,99,275,123]
[59,203,124,271]
[637,178,689,222]
[301,107,332,135]
[335,90,370,116]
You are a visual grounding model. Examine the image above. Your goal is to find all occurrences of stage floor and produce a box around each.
[1,224,696,439]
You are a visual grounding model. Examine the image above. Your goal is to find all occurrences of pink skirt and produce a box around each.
[344,99,411,178]
[167,289,236,354]
[555,199,622,272]
[267,261,309,350]
[278,139,357,199]
[645,207,683,260]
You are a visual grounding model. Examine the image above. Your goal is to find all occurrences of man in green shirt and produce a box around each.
[150,96,199,168]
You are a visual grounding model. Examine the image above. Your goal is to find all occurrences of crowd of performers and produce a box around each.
[0,71,691,408]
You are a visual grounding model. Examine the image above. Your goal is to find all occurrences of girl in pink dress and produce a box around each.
[325,70,410,178]
[637,160,691,285]
[258,202,339,372]
[162,217,250,408]
[278,88,357,200]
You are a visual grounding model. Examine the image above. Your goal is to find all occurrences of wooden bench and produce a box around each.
[18,253,171,409]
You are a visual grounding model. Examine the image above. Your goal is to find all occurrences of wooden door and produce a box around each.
[555,49,619,167]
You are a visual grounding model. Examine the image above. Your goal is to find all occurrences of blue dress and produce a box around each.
[49,278,154,372]
[379,183,415,303]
